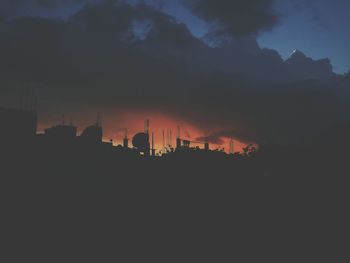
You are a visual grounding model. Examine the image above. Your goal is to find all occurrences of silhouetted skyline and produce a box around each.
[0,0,349,155]
[1,2,348,260]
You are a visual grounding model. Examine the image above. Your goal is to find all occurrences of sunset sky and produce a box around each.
[0,0,349,152]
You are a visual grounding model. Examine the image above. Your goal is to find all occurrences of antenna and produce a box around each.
[176,125,182,149]
[123,128,129,148]
[229,140,235,154]
[166,129,170,148]
[124,128,128,139]
[145,119,150,134]
[204,137,209,151]
[152,132,154,150]
[162,129,165,153]
[151,132,156,156]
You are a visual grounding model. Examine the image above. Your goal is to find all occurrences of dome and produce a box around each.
[80,125,103,144]
[132,132,150,152]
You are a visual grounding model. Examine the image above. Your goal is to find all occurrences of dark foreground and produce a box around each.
[1,144,347,262]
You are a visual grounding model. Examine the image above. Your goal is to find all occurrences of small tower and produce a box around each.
[162,129,165,153]
[123,129,129,148]
[169,129,173,148]
[151,132,156,157]
[229,140,235,154]
[176,125,182,149]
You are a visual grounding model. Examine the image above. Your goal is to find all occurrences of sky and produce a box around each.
[143,0,350,74]
[0,0,349,152]
[1,0,349,73]
[152,0,334,76]
[259,0,350,74]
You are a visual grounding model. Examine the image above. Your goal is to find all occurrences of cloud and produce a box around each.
[0,0,348,148]
[0,0,99,18]
[186,0,278,36]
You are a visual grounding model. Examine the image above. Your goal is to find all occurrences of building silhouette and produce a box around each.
[0,106,249,162]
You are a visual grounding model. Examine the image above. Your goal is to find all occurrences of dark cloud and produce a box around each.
[186,0,278,36]
[0,0,348,147]
[0,0,89,9]
[0,0,99,18]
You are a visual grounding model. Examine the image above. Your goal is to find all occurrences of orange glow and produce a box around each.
[101,112,249,153]
[38,111,250,153]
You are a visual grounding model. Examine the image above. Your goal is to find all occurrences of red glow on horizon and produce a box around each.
[37,111,251,153]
